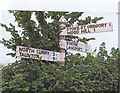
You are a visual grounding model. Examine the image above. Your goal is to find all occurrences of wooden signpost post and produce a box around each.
[59,16,68,66]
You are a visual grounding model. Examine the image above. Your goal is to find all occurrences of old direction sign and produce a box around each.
[16,46,65,62]
[60,22,113,36]
[66,41,91,53]
[59,40,91,53]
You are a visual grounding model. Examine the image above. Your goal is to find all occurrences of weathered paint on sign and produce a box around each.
[59,40,91,53]
[16,46,65,62]
[60,22,113,36]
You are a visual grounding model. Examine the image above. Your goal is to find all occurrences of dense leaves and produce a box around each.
[1,43,119,92]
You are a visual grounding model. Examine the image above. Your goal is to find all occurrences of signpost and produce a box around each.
[66,41,91,53]
[60,22,113,36]
[16,46,65,62]
[15,16,113,66]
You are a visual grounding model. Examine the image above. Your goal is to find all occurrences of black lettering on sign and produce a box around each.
[99,24,104,28]
[19,47,35,54]
[53,52,55,56]
[41,50,49,55]
[36,49,41,54]
[19,52,40,59]
[53,57,55,61]
[86,25,91,33]
[19,47,22,52]
[19,52,23,56]
[52,52,57,61]
[67,27,79,35]
[81,29,87,33]
[66,41,69,45]
[19,47,25,52]
[29,49,35,54]
[103,23,107,27]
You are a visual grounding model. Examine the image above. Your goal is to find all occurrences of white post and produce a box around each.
[59,16,67,66]
[59,35,66,66]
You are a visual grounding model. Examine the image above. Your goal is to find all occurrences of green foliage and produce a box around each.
[1,43,119,92]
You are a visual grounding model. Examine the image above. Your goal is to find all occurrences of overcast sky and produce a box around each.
[0,0,119,65]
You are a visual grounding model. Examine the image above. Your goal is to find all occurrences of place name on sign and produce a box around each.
[16,46,65,62]
[66,41,91,53]
[60,22,113,36]
[16,46,37,59]
[59,40,91,53]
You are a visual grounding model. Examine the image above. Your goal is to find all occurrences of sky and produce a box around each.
[0,0,119,65]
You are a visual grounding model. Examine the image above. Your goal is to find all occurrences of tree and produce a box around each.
[1,11,119,92]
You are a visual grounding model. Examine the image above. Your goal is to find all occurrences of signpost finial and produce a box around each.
[59,16,68,29]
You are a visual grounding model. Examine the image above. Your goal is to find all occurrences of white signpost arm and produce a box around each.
[60,22,113,36]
